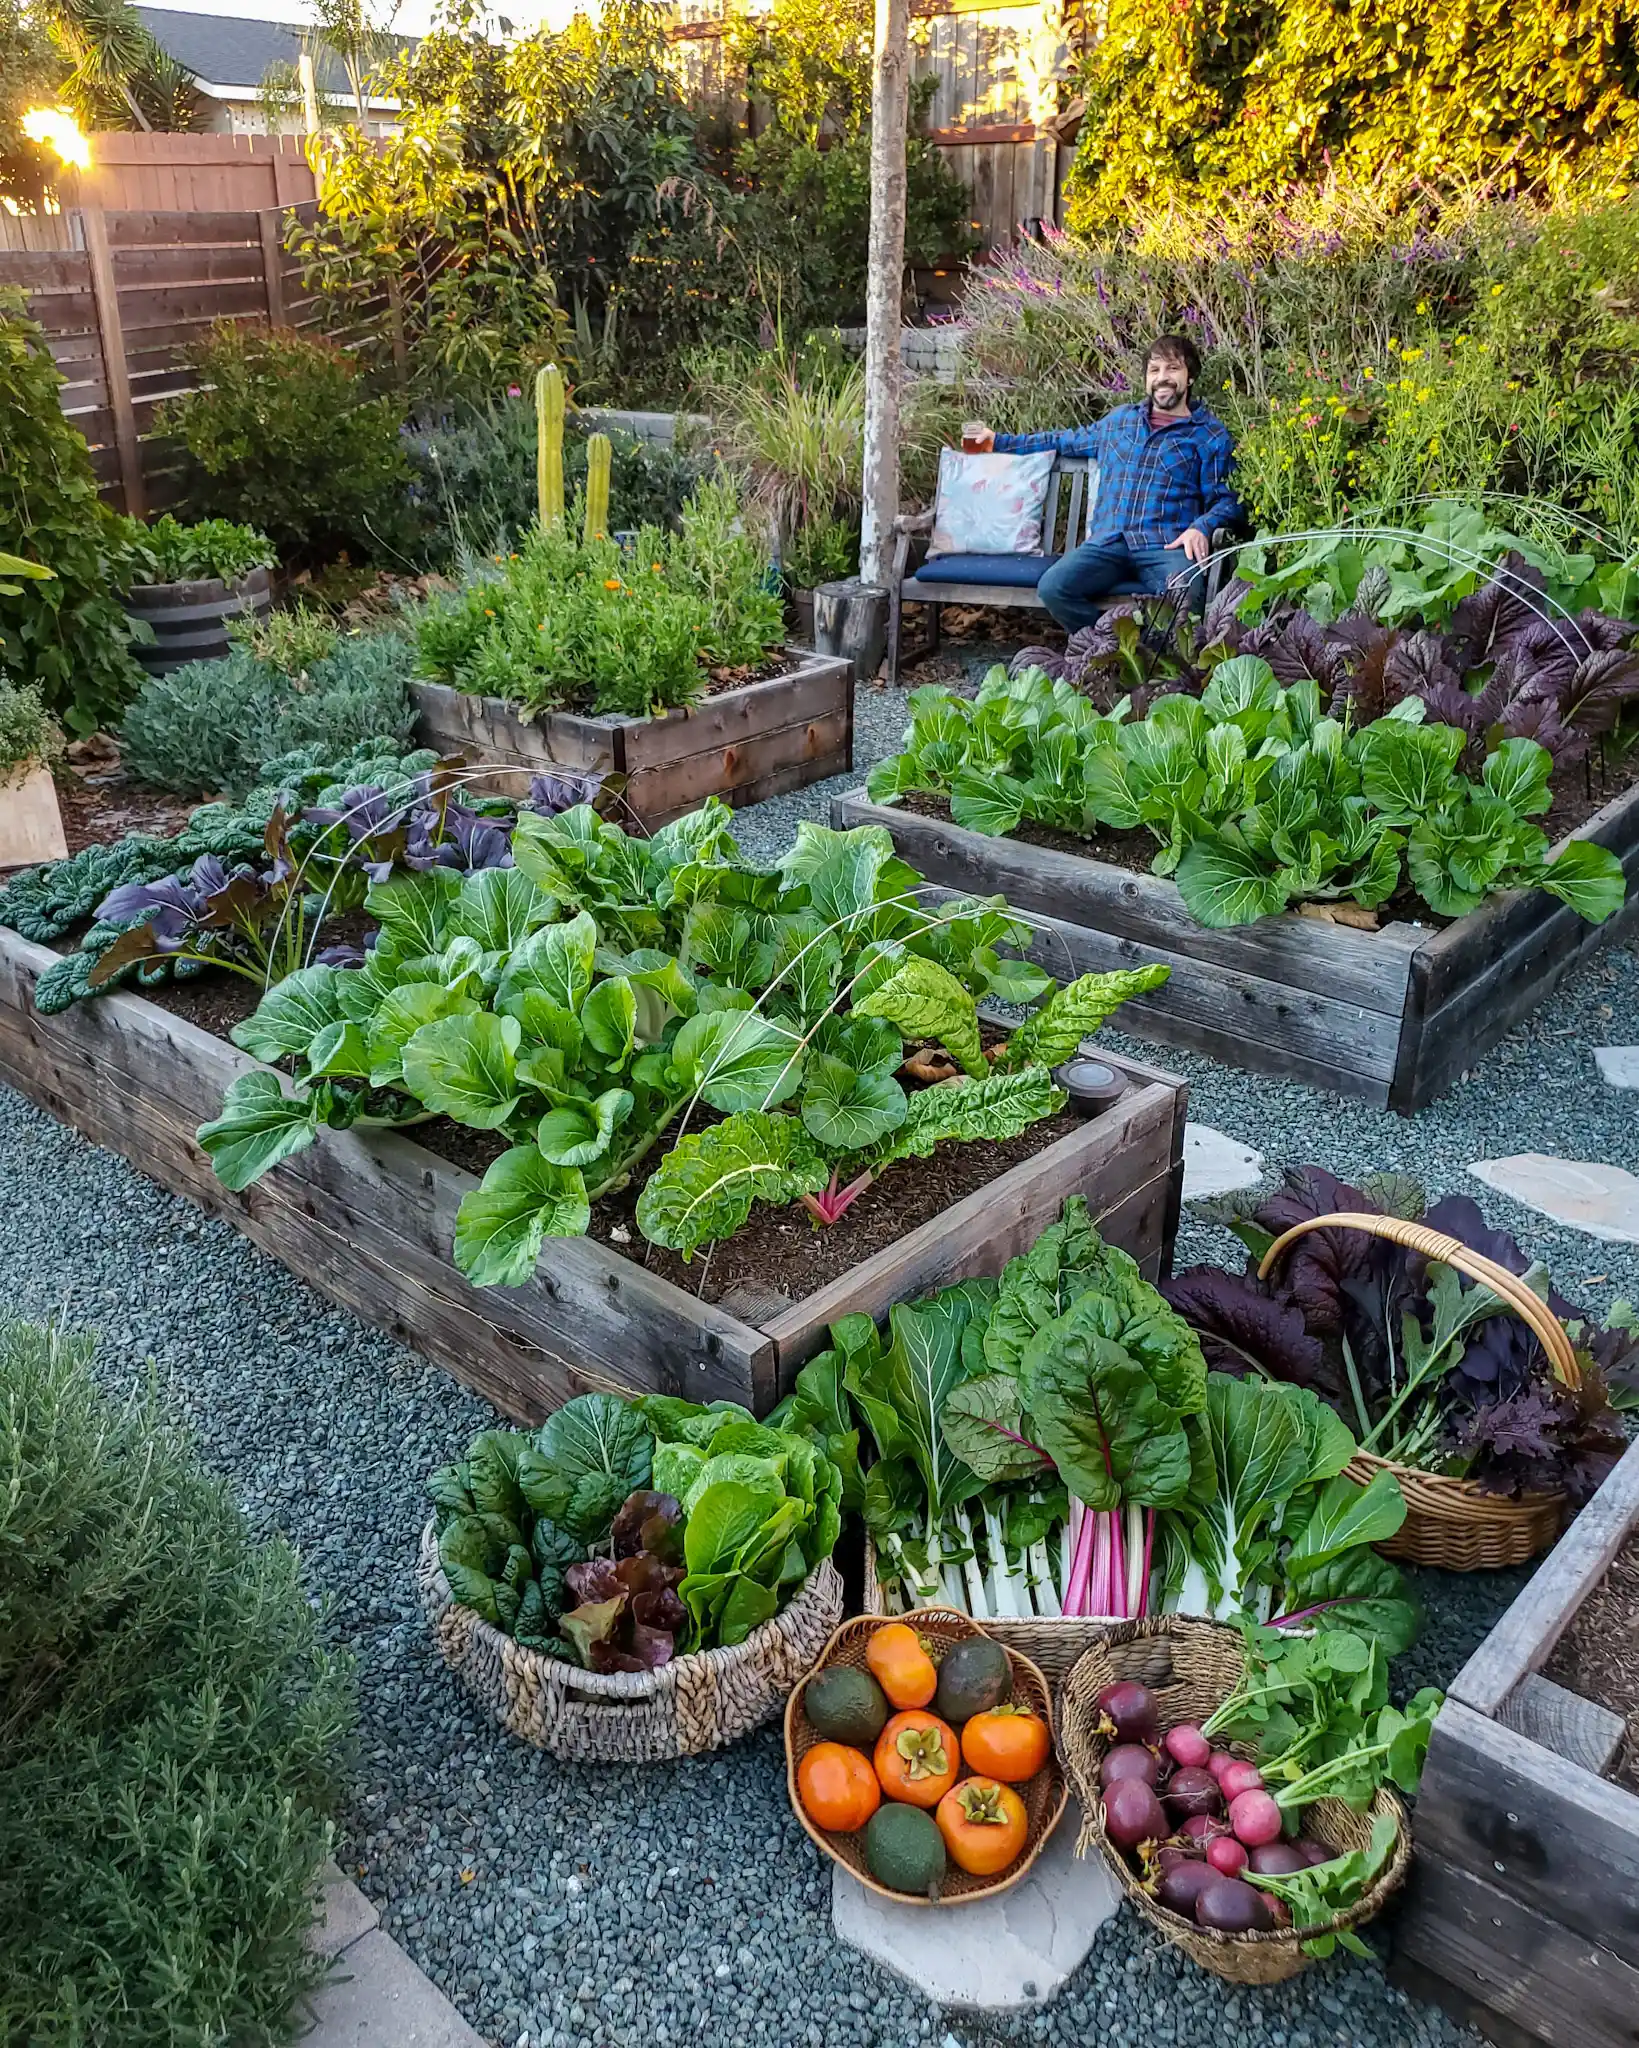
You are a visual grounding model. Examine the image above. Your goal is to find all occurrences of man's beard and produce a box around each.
[1151,381,1185,409]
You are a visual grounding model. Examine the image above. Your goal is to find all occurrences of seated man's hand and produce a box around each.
[961,421,995,453]
[1165,526,1210,565]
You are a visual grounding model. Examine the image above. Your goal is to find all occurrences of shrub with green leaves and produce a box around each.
[125,512,278,586]
[0,674,64,781]
[0,1315,354,2046]
[0,293,146,734]
[158,324,413,565]
[414,473,786,716]
[121,631,418,797]
[198,809,1168,1281]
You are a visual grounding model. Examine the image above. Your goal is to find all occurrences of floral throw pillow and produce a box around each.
[928,449,1057,557]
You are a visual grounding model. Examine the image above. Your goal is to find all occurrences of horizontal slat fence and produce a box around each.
[1,200,320,517]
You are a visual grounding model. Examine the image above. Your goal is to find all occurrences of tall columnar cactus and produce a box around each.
[583,433,612,545]
[535,363,565,531]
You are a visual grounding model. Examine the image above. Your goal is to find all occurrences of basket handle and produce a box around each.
[1256,1211,1581,1389]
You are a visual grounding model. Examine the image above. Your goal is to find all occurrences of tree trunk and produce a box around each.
[859,0,910,588]
[815,578,889,685]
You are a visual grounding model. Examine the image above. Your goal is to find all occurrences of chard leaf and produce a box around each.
[367,981,481,1085]
[671,1008,804,1113]
[198,1071,320,1190]
[799,1055,907,1151]
[855,955,984,1078]
[452,1144,590,1285]
[940,1371,1052,1482]
[1277,1547,1420,1657]
[873,1067,1062,1166]
[996,965,1170,1071]
[402,1011,522,1129]
[536,1087,634,1167]
[635,1111,828,1259]
[230,965,345,1063]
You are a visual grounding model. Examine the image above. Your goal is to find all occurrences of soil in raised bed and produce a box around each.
[56,763,199,854]
[1543,1527,1639,1795]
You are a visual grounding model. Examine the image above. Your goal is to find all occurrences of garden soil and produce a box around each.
[1544,1527,1639,1794]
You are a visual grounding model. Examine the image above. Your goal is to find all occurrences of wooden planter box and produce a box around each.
[124,567,273,673]
[1391,1437,1639,2048]
[0,924,1186,1424]
[833,784,1639,1112]
[412,647,853,831]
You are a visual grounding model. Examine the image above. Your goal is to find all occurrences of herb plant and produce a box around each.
[428,1390,842,1665]
[0,675,64,781]
[199,810,1167,1277]
[122,513,277,586]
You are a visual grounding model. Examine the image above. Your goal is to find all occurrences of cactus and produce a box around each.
[583,432,612,545]
[535,363,565,531]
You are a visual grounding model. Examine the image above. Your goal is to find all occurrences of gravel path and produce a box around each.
[3,659,1634,2047]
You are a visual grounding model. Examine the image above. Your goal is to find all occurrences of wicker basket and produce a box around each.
[785,1609,1068,1905]
[861,1531,1108,1694]
[1060,1618,1410,1985]
[1259,1211,1580,1572]
[418,1520,843,1763]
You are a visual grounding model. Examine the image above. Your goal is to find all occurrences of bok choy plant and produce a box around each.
[198,804,1169,1281]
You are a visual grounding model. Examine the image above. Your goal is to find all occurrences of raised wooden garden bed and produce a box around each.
[0,925,1185,1423]
[832,785,1639,1112]
[412,647,853,831]
[1391,1436,1639,2048]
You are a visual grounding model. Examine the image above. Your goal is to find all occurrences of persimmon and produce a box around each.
[936,1777,1029,1876]
[873,1709,960,1807]
[797,1741,881,1834]
[865,1622,938,1709]
[961,1703,1051,1783]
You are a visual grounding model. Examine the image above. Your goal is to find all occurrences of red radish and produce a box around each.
[1155,1861,1216,1916]
[1162,1767,1222,1819]
[1179,1813,1229,1845]
[1164,1723,1211,1770]
[1206,1750,1238,1783]
[1247,1842,1308,1877]
[1100,1743,1160,1789]
[1206,1836,1248,1877]
[1218,1760,1266,1801]
[1195,1876,1277,1933]
[1104,1778,1166,1851]
[1096,1681,1160,1743]
[1228,1788,1284,1848]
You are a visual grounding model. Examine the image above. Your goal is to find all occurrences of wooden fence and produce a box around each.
[0,202,323,518]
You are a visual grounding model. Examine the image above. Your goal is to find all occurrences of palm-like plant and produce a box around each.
[38,0,205,131]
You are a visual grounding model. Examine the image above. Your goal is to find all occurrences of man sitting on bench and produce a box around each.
[966,333,1241,632]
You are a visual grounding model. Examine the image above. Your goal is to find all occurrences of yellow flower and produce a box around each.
[1416,299,1428,313]
[652,562,663,572]
[1401,346,1424,363]
[1387,339,1400,352]
[1417,388,1431,402]
[1491,282,1505,295]
[1362,366,1374,379]
[484,608,495,617]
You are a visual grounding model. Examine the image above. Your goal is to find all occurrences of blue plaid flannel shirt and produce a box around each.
[993,403,1241,550]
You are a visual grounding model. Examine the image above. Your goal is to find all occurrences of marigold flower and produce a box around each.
[604,578,623,591]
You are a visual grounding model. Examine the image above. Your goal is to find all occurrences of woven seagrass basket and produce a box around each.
[1060,1617,1410,1985]
[1259,1211,1579,1570]
[419,1520,843,1763]
[785,1608,1068,1905]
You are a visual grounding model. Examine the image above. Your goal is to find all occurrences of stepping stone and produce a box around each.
[1468,1156,1639,1245]
[1183,1124,1264,1203]
[831,1809,1121,2011]
[1595,1046,1639,1089]
[308,1862,380,1960]
[300,1930,485,2047]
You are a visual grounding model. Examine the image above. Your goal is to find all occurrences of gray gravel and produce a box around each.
[3,658,1634,2045]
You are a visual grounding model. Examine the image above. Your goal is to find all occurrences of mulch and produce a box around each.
[1544,1528,1639,1794]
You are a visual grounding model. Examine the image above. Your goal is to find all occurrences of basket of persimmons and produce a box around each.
[784,1609,1067,1903]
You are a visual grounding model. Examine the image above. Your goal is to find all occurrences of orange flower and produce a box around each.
[604,578,623,591]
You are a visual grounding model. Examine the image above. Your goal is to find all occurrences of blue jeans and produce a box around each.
[1036,539,1206,634]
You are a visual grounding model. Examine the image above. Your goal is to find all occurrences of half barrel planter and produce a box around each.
[831,785,1639,1112]
[412,646,853,832]
[1391,1435,1639,2048]
[0,924,1186,1423]
[124,567,274,674]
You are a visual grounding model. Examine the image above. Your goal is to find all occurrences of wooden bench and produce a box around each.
[886,454,1236,683]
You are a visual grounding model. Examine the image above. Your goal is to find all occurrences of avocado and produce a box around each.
[864,1803,947,1898]
[935,1636,1010,1725]
[806,1666,890,1746]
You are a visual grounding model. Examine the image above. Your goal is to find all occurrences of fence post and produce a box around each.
[259,207,288,326]
[79,203,145,521]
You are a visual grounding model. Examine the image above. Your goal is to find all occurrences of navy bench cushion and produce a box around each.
[911,551,1061,589]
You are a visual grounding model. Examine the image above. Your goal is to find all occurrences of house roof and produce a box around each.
[134,7,414,99]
